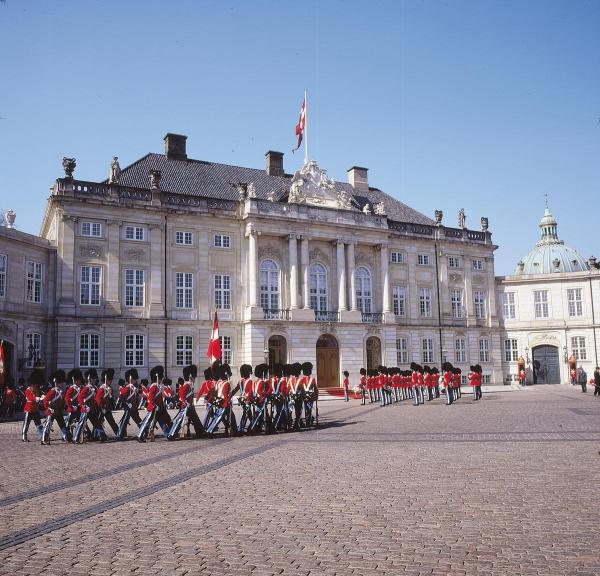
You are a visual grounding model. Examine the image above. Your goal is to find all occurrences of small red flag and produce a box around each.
[206,310,221,364]
[292,96,306,153]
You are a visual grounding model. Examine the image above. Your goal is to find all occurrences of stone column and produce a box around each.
[105,220,121,315]
[300,236,310,309]
[246,223,258,307]
[288,234,298,309]
[380,244,391,314]
[58,214,76,315]
[347,242,357,311]
[336,241,346,312]
[149,223,164,316]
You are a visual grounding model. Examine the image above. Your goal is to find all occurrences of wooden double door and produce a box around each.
[316,335,339,388]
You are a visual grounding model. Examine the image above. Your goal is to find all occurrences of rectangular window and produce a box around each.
[124,269,145,307]
[479,338,490,363]
[392,286,406,317]
[26,261,42,303]
[534,290,549,318]
[79,333,100,367]
[567,288,583,317]
[396,337,408,364]
[448,256,461,269]
[473,290,486,319]
[504,338,519,362]
[25,333,41,368]
[81,221,102,237]
[502,292,516,320]
[419,287,432,317]
[451,289,463,319]
[175,335,194,366]
[0,254,6,298]
[125,334,144,367]
[175,272,193,309]
[482,374,491,384]
[175,231,193,245]
[219,335,232,365]
[80,266,101,306]
[571,336,587,360]
[455,338,466,363]
[422,338,434,364]
[390,251,405,264]
[214,275,231,310]
[214,234,231,248]
[124,226,145,241]
[472,259,484,271]
[417,254,430,266]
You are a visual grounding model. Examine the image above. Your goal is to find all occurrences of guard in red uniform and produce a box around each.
[42,369,72,444]
[289,362,304,430]
[22,369,44,443]
[452,368,462,401]
[168,364,204,439]
[137,365,167,442]
[117,368,142,439]
[206,364,233,435]
[249,363,269,433]
[432,367,441,398]
[272,364,289,430]
[235,364,253,434]
[342,370,350,402]
[96,368,119,436]
[302,362,318,427]
[64,369,83,433]
[358,368,367,405]
[74,369,106,443]
[442,362,454,405]
[474,364,483,400]
[410,363,421,406]
[196,367,216,429]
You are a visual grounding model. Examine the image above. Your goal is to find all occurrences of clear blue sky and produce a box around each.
[1,0,598,274]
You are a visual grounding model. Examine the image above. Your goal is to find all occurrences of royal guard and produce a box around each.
[64,369,83,433]
[468,366,477,400]
[410,363,421,406]
[359,368,367,405]
[442,362,454,405]
[431,367,441,398]
[272,364,289,430]
[289,362,304,430]
[423,366,432,401]
[196,367,216,429]
[518,366,527,386]
[206,364,233,435]
[74,369,106,443]
[366,368,374,403]
[302,362,318,427]
[452,367,462,400]
[249,363,269,433]
[236,364,253,434]
[22,369,45,443]
[137,365,168,442]
[139,378,149,410]
[376,366,387,407]
[342,370,350,402]
[42,369,72,444]
[117,368,142,439]
[96,369,119,436]
[168,364,205,440]
[473,364,483,400]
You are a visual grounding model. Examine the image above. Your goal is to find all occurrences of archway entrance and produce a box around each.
[316,334,339,388]
[268,335,287,373]
[0,340,15,385]
[532,345,560,384]
[366,336,381,371]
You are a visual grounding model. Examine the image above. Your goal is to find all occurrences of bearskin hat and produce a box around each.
[101,368,115,382]
[273,364,283,377]
[453,367,462,374]
[377,365,387,375]
[239,364,252,379]
[203,367,213,381]
[84,368,98,381]
[52,369,66,384]
[163,377,172,387]
[125,368,139,381]
[292,362,302,377]
[343,370,349,377]
[442,362,453,372]
[27,369,45,386]
[423,365,431,374]
[282,364,291,377]
[475,364,482,374]
[183,364,198,380]
[431,367,439,374]
[221,363,232,379]
[149,365,165,382]
[68,368,84,384]
[302,362,313,376]
[360,367,367,376]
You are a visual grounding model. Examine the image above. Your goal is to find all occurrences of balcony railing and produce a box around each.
[314,310,340,322]
[361,312,384,323]
[262,308,290,320]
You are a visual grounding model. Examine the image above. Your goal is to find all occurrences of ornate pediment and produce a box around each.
[289,160,355,210]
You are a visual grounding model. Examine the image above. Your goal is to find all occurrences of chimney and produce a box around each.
[164,133,187,160]
[265,150,284,176]
[347,166,369,193]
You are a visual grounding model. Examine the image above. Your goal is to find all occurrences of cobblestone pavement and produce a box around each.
[1,386,599,576]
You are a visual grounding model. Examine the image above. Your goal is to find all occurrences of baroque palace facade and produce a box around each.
[0,131,552,388]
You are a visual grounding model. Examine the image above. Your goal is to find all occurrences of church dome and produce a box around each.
[516,205,589,275]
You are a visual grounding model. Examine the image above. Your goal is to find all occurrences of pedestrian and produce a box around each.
[578,367,587,393]
[594,367,600,397]
[342,370,350,402]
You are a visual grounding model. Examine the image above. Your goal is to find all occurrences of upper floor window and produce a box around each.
[81,221,102,237]
[448,256,461,269]
[80,333,100,367]
[175,335,194,366]
[310,263,328,312]
[417,254,430,266]
[25,332,41,368]
[219,335,232,365]
[125,334,145,367]
[0,254,6,298]
[175,272,193,309]
[534,290,549,319]
[455,338,466,363]
[214,274,231,310]
[355,266,372,314]
[396,337,408,364]
[473,290,486,319]
[422,338,434,364]
[175,231,193,245]
[124,269,145,307]
[419,287,432,317]
[479,338,490,362]
[502,292,516,320]
[80,266,101,306]
[260,259,280,310]
[26,261,42,303]
[124,225,145,241]
[571,336,586,360]
[450,289,463,319]
[472,259,484,271]
[504,338,518,362]
[214,234,231,248]
[392,286,406,317]
[390,251,405,264]
[567,288,583,317]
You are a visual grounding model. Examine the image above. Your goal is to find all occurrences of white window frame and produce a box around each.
[502,292,516,320]
[567,288,583,317]
[0,254,6,299]
[355,267,372,314]
[26,261,42,303]
[455,338,467,363]
[448,256,461,269]
[417,254,430,266]
[219,335,232,365]
[175,272,194,309]
[80,266,102,306]
[422,338,434,364]
[175,231,193,246]
[79,333,100,368]
[390,251,405,264]
[260,260,280,310]
[472,259,484,271]
[479,338,490,363]
[534,290,549,319]
[504,338,518,362]
[81,221,102,238]
[392,286,406,317]
[419,287,432,318]
[124,269,145,307]
[175,335,194,366]
[124,225,145,241]
[396,337,408,364]
[125,334,145,367]
[473,290,486,319]
[571,336,587,361]
[214,234,231,249]
[25,332,41,368]
[214,274,232,310]
[450,289,463,319]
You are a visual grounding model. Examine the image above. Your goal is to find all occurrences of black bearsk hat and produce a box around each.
[377,365,387,374]
[149,365,165,381]
[410,362,418,371]
[203,367,213,380]
[221,363,232,379]
[68,368,84,384]
[240,364,252,379]
[52,369,66,383]
[360,367,367,375]
[27,369,45,386]
[273,363,283,377]
[301,362,313,376]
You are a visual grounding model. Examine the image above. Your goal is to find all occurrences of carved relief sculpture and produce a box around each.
[79,244,103,258]
[288,160,341,209]
[336,188,353,210]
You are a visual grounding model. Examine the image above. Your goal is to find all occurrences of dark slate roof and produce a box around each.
[113,153,433,225]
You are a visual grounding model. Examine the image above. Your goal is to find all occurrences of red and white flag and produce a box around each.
[206,310,221,365]
[292,95,306,153]
[0,340,4,386]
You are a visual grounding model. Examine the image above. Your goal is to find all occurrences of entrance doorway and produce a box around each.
[366,336,381,371]
[0,340,14,385]
[532,345,560,384]
[268,336,287,373]
[316,334,339,388]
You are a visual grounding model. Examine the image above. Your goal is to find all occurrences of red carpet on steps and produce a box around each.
[322,388,361,400]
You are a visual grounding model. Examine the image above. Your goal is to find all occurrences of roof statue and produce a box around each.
[336,188,352,210]
[288,160,339,208]
[458,208,466,229]
[108,157,121,184]
[373,201,386,215]
[363,202,372,215]
[62,157,76,179]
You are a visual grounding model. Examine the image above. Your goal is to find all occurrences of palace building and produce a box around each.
[1,132,514,387]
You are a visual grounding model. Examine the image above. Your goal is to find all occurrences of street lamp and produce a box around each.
[525,346,530,364]
[442,349,447,363]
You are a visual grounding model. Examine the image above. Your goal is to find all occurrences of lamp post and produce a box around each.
[442,349,447,364]
[525,347,530,365]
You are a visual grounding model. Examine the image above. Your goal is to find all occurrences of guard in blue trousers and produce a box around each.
[42,370,72,444]
[117,369,142,439]
[168,364,205,440]
[22,370,45,443]
[237,364,254,434]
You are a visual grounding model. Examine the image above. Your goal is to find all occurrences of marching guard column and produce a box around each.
[289,234,298,309]
[336,240,346,313]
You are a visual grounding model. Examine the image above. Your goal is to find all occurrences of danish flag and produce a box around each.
[206,310,221,364]
[292,95,306,153]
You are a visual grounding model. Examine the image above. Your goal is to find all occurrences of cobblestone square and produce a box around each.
[1,386,599,576]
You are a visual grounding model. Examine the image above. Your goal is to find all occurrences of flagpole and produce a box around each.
[304,89,308,165]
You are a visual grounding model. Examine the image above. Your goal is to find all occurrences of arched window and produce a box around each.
[355,266,372,313]
[260,259,280,310]
[309,263,328,312]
